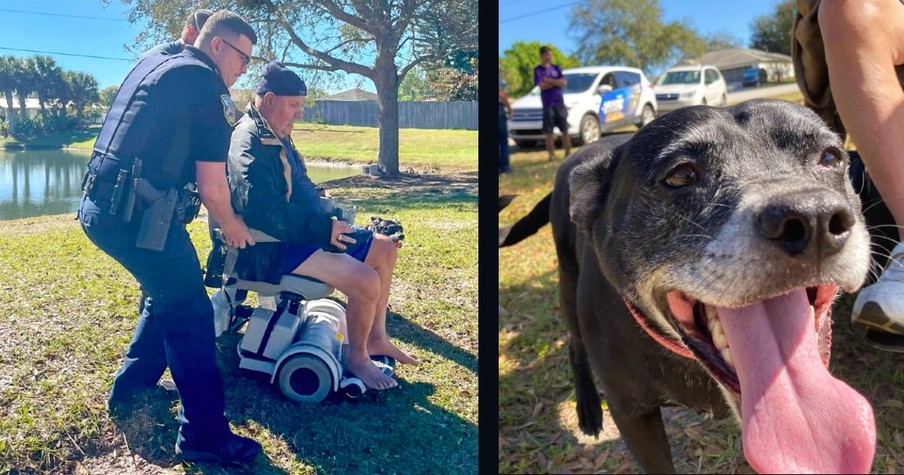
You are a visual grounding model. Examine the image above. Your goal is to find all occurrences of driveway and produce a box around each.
[727,82,800,103]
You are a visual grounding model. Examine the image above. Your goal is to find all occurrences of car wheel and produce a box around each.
[702,98,707,106]
[513,139,535,149]
[720,93,727,106]
[639,104,655,128]
[575,114,600,146]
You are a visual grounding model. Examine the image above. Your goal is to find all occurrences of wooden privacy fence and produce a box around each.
[306,100,477,130]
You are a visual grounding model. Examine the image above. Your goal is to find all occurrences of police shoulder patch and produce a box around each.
[221,94,237,127]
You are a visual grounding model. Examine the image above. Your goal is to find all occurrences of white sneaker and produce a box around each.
[852,241,904,335]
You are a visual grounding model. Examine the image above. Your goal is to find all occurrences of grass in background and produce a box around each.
[5,122,479,176]
[500,137,903,473]
[1,125,100,150]
[0,130,477,473]
[292,124,478,172]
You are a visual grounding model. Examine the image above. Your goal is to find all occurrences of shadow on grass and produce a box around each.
[213,324,476,474]
[102,310,477,474]
[387,310,478,375]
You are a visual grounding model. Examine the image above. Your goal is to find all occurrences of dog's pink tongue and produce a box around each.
[718,289,875,474]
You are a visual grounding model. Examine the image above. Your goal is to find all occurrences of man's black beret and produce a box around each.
[255,60,307,96]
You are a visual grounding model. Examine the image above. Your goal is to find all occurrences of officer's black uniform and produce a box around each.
[78,45,241,451]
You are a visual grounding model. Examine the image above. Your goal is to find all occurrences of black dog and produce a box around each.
[366,215,404,242]
[501,100,877,473]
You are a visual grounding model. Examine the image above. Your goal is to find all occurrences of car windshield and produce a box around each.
[657,70,701,85]
[530,73,599,95]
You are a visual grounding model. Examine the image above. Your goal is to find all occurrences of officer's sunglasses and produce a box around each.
[219,38,251,68]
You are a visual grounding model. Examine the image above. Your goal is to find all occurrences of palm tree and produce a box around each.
[0,55,18,134]
[31,55,64,122]
[64,71,99,126]
[11,57,34,121]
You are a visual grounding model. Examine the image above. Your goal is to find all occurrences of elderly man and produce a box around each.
[78,11,260,464]
[226,61,419,391]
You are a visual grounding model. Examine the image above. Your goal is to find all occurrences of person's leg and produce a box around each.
[292,251,398,390]
[558,106,572,157]
[820,0,904,334]
[362,234,419,364]
[543,107,557,160]
[80,212,168,406]
[108,295,167,405]
[81,210,258,461]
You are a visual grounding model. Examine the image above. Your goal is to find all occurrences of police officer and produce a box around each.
[142,8,214,58]
[78,10,260,464]
[136,8,215,316]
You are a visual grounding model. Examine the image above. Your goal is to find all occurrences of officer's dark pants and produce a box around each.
[77,195,230,444]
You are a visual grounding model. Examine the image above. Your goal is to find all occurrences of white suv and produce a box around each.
[507,66,657,148]
[653,64,727,114]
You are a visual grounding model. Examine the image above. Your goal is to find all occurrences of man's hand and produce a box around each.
[221,214,255,249]
[196,161,255,249]
[330,219,355,250]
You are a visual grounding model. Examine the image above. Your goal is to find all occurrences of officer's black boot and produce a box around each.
[175,430,262,465]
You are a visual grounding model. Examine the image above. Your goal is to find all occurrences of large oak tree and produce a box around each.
[111,0,478,177]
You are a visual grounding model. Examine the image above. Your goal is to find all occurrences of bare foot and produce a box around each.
[347,357,398,390]
[369,337,421,365]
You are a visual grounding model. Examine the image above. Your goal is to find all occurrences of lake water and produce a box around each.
[0,150,360,221]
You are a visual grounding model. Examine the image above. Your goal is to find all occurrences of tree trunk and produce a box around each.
[374,54,400,177]
[3,91,16,135]
[16,95,27,120]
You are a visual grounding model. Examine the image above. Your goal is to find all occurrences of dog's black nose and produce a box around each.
[757,197,854,257]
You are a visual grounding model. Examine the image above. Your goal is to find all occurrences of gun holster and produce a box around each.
[135,183,178,251]
[174,185,202,225]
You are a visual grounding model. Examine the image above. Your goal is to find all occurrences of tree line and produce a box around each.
[0,54,101,138]
[501,0,794,99]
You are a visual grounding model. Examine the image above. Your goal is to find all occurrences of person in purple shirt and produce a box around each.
[534,45,570,160]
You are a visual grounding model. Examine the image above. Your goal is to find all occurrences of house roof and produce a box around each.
[0,98,41,110]
[697,48,792,70]
[324,87,377,101]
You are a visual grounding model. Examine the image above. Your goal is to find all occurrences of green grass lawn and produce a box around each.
[0,129,477,473]
[499,123,903,472]
[293,124,478,173]
[4,122,478,174]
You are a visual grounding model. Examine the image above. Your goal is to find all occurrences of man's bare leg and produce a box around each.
[363,235,420,364]
[545,132,556,160]
[562,131,572,157]
[293,251,397,390]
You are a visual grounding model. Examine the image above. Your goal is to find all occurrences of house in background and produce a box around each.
[0,98,41,120]
[694,48,795,84]
[323,87,377,102]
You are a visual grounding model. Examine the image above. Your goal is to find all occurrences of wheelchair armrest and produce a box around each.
[212,227,281,244]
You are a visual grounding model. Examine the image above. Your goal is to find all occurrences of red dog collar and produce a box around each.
[623,297,695,360]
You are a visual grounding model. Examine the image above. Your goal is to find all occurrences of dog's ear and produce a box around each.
[569,148,621,232]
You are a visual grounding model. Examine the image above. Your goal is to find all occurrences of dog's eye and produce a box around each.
[664,164,699,187]
[818,148,843,168]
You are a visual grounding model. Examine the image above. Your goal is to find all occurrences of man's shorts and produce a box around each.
[282,226,374,274]
[542,105,569,134]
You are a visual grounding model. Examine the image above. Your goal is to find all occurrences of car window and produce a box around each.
[613,71,641,89]
[704,69,718,84]
[657,70,701,85]
[561,73,599,94]
[600,73,617,90]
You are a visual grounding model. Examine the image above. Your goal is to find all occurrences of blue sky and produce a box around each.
[0,0,375,92]
[499,0,779,72]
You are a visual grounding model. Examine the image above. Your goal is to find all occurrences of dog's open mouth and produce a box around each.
[661,286,876,473]
[665,285,837,395]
